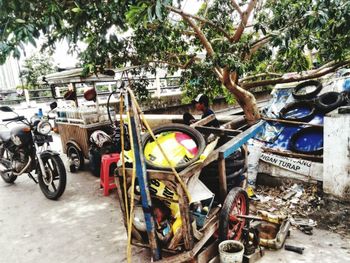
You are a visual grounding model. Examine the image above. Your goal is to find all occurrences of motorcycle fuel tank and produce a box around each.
[10,125,32,146]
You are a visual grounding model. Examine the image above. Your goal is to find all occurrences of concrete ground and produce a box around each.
[0,135,349,262]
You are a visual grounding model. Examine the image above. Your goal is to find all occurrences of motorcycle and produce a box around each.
[0,103,67,200]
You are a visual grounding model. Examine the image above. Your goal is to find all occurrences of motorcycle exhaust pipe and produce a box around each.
[13,156,32,176]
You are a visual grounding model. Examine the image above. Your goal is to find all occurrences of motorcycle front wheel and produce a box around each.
[38,155,67,200]
[0,148,17,183]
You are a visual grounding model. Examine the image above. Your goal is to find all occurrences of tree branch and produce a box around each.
[240,72,283,82]
[230,0,243,17]
[166,5,232,42]
[170,9,215,57]
[198,0,210,30]
[148,56,197,69]
[232,0,259,42]
[241,59,350,89]
[244,36,271,60]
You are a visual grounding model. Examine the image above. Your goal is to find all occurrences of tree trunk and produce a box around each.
[224,80,261,125]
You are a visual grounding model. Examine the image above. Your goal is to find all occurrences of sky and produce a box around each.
[21,1,203,69]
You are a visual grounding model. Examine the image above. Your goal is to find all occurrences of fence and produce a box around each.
[0,76,181,106]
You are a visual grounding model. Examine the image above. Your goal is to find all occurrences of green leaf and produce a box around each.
[155,0,162,20]
[28,35,37,47]
[72,7,81,13]
[13,48,21,59]
[147,7,153,22]
[15,18,26,23]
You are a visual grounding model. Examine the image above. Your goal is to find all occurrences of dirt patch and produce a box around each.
[309,198,350,237]
[251,181,350,238]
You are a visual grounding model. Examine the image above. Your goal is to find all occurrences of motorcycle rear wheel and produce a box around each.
[0,148,17,183]
[38,155,66,200]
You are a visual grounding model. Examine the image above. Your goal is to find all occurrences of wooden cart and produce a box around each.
[115,117,264,262]
[56,120,112,171]
[42,68,117,172]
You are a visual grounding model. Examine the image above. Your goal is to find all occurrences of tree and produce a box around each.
[20,52,56,89]
[1,1,350,123]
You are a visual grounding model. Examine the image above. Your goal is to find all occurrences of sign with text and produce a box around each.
[260,152,312,176]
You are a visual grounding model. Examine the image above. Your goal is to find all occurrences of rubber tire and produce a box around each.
[38,155,67,200]
[292,80,322,100]
[67,144,84,172]
[289,126,323,155]
[219,187,249,241]
[0,149,17,183]
[142,123,206,171]
[279,100,315,122]
[316,91,345,114]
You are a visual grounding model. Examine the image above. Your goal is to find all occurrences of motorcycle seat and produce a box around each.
[0,130,11,142]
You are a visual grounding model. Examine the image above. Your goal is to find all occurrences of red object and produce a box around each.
[227,192,247,240]
[100,153,120,196]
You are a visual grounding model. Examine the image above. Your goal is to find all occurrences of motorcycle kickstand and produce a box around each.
[28,172,38,184]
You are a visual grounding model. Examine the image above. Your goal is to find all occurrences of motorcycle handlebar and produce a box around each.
[2,116,25,122]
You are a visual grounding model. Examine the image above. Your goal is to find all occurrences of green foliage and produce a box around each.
[20,52,56,89]
[2,0,350,102]
[257,0,350,64]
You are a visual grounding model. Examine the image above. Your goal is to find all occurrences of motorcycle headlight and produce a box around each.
[37,120,52,135]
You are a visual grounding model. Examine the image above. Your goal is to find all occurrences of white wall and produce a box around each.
[323,111,350,200]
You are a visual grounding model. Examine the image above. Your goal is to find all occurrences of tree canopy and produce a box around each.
[2,0,350,122]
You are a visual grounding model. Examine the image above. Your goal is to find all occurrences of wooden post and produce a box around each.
[218,153,227,202]
[24,89,30,107]
[241,144,248,189]
[72,83,78,107]
[176,184,194,250]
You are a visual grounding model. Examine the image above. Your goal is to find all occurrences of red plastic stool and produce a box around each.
[100,153,120,196]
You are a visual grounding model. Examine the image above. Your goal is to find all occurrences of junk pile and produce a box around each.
[247,73,350,186]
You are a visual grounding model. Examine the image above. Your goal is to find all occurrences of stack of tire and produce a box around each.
[199,147,246,199]
[278,80,347,155]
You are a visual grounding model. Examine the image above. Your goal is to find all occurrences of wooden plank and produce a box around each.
[262,117,324,128]
[201,208,220,230]
[217,156,227,202]
[167,227,183,250]
[209,256,220,263]
[177,184,194,250]
[197,240,219,263]
[190,114,215,127]
[221,116,246,129]
[192,220,219,256]
[156,251,193,263]
[121,168,177,182]
[195,126,242,136]
[219,121,264,158]
[132,240,179,255]
[241,145,248,189]
[261,147,323,162]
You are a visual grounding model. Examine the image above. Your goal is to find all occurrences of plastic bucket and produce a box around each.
[219,240,244,263]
